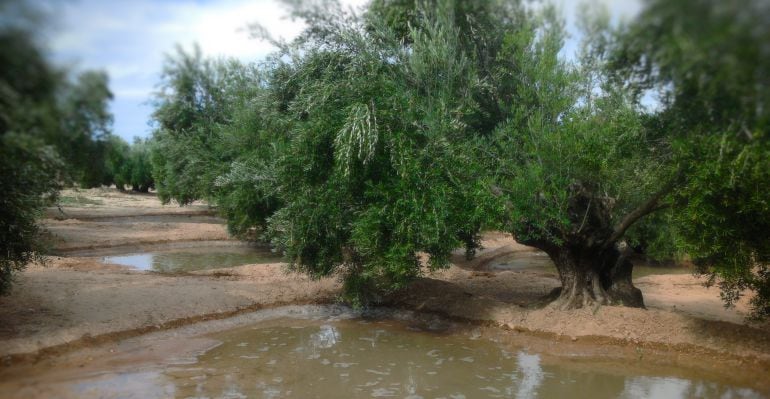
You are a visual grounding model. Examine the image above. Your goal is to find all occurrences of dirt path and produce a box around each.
[0,188,768,376]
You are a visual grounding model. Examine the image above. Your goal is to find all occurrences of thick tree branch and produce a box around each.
[605,174,679,246]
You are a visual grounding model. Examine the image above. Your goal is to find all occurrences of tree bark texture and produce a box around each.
[518,183,645,310]
[531,241,644,310]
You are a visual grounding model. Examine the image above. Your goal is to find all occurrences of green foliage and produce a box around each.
[623,210,683,261]
[0,133,62,293]
[104,135,130,189]
[126,139,155,192]
[150,1,675,305]
[57,70,114,187]
[480,3,672,247]
[149,0,770,317]
[210,76,288,237]
[150,46,259,205]
[253,0,528,305]
[2,2,115,190]
[106,136,155,192]
[0,6,59,141]
[149,45,286,238]
[0,0,117,293]
[0,1,62,294]
[611,0,770,318]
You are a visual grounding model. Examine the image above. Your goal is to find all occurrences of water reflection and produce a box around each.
[159,320,762,399]
[100,246,281,272]
[1,317,763,399]
[622,376,691,398]
[512,352,544,398]
[311,325,340,349]
[621,377,760,399]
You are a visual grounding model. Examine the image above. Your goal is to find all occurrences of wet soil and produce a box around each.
[0,188,767,388]
[1,306,766,398]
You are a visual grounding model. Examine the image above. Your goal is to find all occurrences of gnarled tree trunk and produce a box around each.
[603,241,644,308]
[537,240,643,310]
[494,175,676,310]
[517,182,646,310]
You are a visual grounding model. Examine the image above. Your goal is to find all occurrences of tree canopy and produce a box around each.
[610,0,770,318]
[1,1,63,293]
[149,0,769,317]
[105,136,155,192]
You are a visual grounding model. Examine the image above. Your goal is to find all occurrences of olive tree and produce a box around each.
[0,1,63,293]
[57,70,114,188]
[151,0,770,317]
[256,0,663,308]
[249,0,541,304]
[150,46,261,205]
[610,0,770,318]
[1,0,118,293]
[106,136,155,192]
[148,1,670,308]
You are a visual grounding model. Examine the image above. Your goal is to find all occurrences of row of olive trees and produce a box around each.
[151,0,768,318]
[105,136,155,193]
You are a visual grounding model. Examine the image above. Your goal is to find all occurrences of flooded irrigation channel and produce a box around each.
[100,245,282,273]
[0,306,764,399]
[67,241,283,273]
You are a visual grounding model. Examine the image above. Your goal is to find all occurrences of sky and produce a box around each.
[46,0,642,142]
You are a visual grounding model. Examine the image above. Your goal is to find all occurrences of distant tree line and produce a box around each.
[105,136,154,193]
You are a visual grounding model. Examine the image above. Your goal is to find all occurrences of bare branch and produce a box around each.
[605,173,680,246]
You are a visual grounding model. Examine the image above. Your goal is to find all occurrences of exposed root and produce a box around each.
[552,282,610,311]
[549,277,644,310]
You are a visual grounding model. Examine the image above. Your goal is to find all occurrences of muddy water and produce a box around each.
[163,322,759,398]
[1,306,763,399]
[489,251,691,279]
[101,245,282,272]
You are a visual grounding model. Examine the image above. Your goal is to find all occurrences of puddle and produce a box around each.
[489,251,691,279]
[0,306,764,399]
[101,244,282,272]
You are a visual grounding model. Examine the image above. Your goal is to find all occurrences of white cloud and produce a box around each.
[554,0,642,59]
[49,0,360,140]
[46,0,636,140]
[51,0,369,69]
[112,86,154,99]
[147,0,302,61]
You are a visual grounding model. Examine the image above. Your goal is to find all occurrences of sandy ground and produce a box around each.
[391,266,769,359]
[43,188,228,253]
[0,188,768,378]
